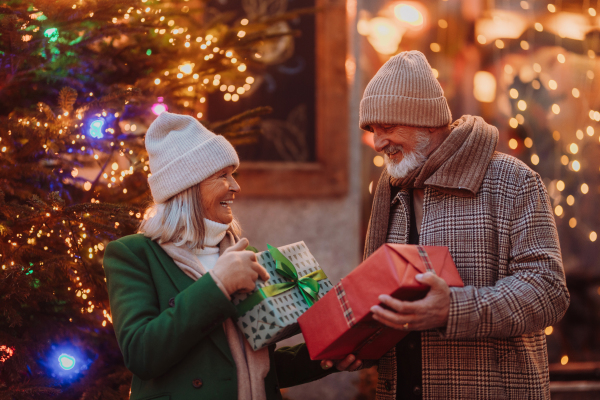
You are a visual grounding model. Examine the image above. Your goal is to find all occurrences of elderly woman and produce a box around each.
[103,112,360,400]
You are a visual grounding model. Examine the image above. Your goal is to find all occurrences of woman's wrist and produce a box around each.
[208,270,232,300]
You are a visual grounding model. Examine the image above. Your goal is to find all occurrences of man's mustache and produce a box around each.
[382,144,404,155]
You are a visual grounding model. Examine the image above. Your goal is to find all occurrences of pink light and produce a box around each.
[151,103,168,115]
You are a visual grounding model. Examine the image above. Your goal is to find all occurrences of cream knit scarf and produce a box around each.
[365,115,499,258]
[160,225,270,400]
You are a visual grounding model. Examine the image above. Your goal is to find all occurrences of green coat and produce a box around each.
[103,234,333,400]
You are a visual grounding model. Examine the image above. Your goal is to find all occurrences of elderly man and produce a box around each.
[361,50,569,399]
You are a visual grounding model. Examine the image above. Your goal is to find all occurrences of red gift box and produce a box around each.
[298,244,464,360]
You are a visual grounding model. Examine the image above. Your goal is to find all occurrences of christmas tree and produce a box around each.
[0,0,305,397]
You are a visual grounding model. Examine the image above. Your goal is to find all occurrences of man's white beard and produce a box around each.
[384,132,431,179]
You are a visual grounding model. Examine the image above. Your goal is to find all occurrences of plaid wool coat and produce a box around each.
[370,152,570,400]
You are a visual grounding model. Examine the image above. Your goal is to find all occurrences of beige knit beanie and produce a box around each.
[359,50,452,131]
[145,112,239,203]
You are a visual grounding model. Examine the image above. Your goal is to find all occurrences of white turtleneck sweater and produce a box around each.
[192,218,229,270]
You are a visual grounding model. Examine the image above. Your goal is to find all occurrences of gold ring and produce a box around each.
[403,322,409,330]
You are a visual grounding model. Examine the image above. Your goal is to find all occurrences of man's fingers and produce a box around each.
[415,272,444,289]
[372,313,420,330]
[371,305,415,325]
[335,354,356,370]
[377,295,420,314]
[348,360,363,371]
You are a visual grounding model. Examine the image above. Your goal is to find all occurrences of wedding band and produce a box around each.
[403,323,409,330]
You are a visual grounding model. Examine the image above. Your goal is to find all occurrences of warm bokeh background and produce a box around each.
[1,0,599,398]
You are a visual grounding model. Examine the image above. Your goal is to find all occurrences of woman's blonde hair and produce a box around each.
[138,183,241,250]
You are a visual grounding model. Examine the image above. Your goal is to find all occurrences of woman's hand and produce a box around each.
[212,238,270,295]
[320,354,363,371]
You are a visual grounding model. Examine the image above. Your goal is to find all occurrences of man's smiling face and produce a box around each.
[370,124,432,178]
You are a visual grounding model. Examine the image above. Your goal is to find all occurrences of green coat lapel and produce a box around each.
[147,239,235,365]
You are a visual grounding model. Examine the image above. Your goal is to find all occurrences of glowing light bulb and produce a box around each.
[58,354,76,370]
[554,205,563,216]
[393,4,423,26]
[569,143,578,154]
[179,63,194,75]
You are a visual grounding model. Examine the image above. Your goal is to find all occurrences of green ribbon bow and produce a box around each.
[236,244,328,316]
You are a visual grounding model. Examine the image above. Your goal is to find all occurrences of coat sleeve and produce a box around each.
[443,170,570,339]
[273,343,336,388]
[104,240,238,380]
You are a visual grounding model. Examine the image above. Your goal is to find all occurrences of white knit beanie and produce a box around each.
[359,50,452,131]
[145,112,240,203]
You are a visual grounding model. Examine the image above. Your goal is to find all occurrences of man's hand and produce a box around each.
[370,272,451,331]
[320,354,362,371]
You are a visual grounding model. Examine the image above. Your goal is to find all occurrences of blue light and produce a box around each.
[58,353,76,370]
[89,118,104,139]
[43,344,94,381]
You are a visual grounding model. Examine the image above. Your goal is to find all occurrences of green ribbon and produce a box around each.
[236,244,328,316]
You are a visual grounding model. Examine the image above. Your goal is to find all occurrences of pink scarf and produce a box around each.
[160,232,271,400]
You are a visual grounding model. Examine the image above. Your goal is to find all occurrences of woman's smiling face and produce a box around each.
[199,166,240,224]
